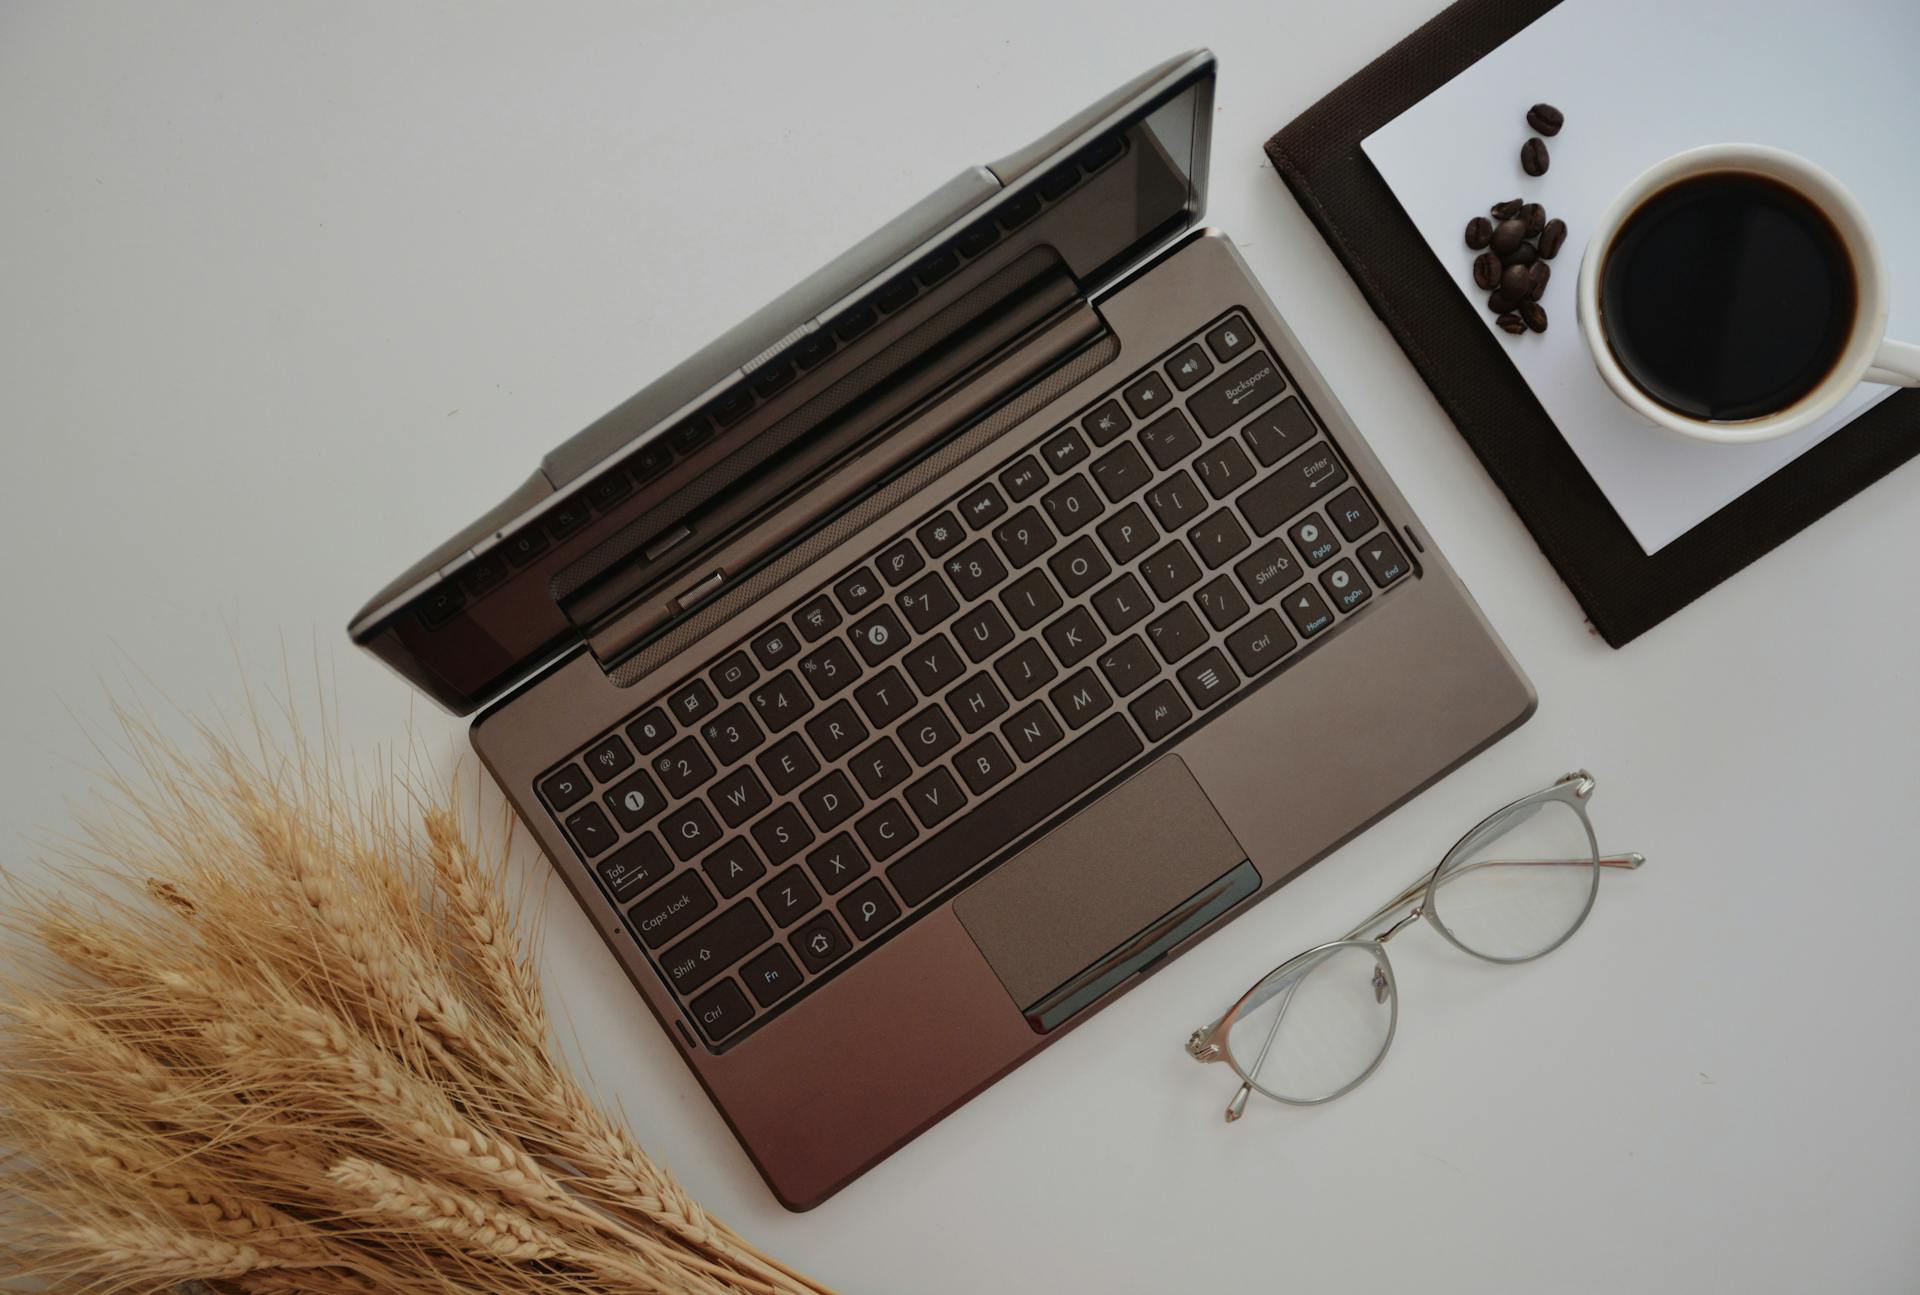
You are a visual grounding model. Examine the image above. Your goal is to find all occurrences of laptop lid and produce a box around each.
[350,50,1215,714]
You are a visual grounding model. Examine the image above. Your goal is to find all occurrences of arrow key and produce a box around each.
[1357,534,1411,588]
[1282,585,1336,639]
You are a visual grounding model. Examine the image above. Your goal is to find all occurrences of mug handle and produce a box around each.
[1865,338,1920,386]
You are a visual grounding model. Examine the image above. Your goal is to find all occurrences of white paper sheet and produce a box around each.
[1363,0,1920,553]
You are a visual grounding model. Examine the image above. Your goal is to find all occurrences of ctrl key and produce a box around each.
[689,979,755,1044]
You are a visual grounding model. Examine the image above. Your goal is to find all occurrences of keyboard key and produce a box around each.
[1000,568,1063,629]
[905,634,966,694]
[541,763,592,813]
[853,667,915,729]
[1290,513,1340,567]
[1140,540,1203,600]
[700,704,764,767]
[798,638,860,700]
[944,541,1007,600]
[959,483,1008,529]
[793,594,841,643]
[1129,679,1192,742]
[667,679,717,727]
[851,737,913,799]
[889,714,1144,907]
[1049,535,1111,597]
[1041,426,1090,471]
[1098,635,1160,697]
[703,838,765,898]
[1044,605,1106,666]
[1195,439,1256,500]
[1050,669,1113,728]
[626,708,674,755]
[1239,442,1350,536]
[1176,648,1239,710]
[654,737,715,799]
[946,671,1009,732]
[994,638,1058,701]
[999,455,1049,502]
[900,705,960,765]
[749,670,814,732]
[1139,409,1202,469]
[1226,610,1296,677]
[1122,371,1173,418]
[1097,502,1158,565]
[752,806,816,868]
[1041,474,1103,535]
[839,878,902,941]
[1146,604,1209,664]
[750,624,800,670]
[1189,351,1286,435]
[712,650,759,698]
[847,604,909,666]
[1146,469,1207,530]
[876,537,925,585]
[1002,701,1064,762]
[1091,572,1153,633]
[628,871,717,948]
[916,510,966,558]
[1189,509,1253,569]
[583,736,634,783]
[805,700,868,763]
[1234,538,1305,603]
[905,767,967,829]
[501,528,549,568]
[1281,584,1336,639]
[709,765,771,828]
[796,831,869,900]
[1327,487,1381,542]
[760,860,821,922]
[799,769,862,833]
[833,567,883,614]
[660,903,772,996]
[660,800,723,861]
[898,571,959,633]
[596,833,673,904]
[1166,343,1215,390]
[756,733,819,795]
[1320,559,1371,613]
[956,733,1016,793]
[741,945,805,1008]
[954,604,1015,663]
[992,507,1056,568]
[1082,399,1131,446]
[631,443,674,482]
[605,768,667,830]
[856,799,919,861]
[1194,574,1251,630]
[690,979,754,1043]
[1243,395,1320,466]
[1358,534,1410,587]
[791,911,853,973]
[1206,315,1254,362]
[1091,443,1153,503]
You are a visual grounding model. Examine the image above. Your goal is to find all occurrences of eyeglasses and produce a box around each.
[1185,771,1643,1123]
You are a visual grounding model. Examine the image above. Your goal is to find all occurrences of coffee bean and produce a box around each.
[1520,137,1550,176]
[1500,263,1532,298]
[1519,301,1548,333]
[1526,103,1564,137]
[1505,241,1538,268]
[1527,261,1551,299]
[1471,251,1502,290]
[1523,203,1546,236]
[1465,216,1494,250]
[1496,312,1527,335]
[1490,218,1527,257]
[1538,218,1568,259]
[1491,198,1524,220]
[1488,286,1523,314]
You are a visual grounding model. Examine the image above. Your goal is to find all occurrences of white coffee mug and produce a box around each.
[1576,144,1920,446]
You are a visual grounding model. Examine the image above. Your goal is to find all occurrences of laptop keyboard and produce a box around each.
[535,310,1414,1047]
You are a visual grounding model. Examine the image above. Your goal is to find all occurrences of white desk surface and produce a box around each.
[3,4,1915,1291]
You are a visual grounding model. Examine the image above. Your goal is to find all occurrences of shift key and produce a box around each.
[1237,441,1349,536]
[1188,351,1287,435]
[658,902,773,995]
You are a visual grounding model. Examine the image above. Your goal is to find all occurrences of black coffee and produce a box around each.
[1599,173,1855,421]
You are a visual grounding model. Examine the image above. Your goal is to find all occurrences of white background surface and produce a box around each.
[1364,0,1920,552]
[3,4,1917,1292]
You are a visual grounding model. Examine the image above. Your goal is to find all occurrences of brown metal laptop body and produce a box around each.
[351,52,1534,1210]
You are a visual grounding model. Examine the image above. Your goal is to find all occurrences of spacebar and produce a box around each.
[888,715,1144,909]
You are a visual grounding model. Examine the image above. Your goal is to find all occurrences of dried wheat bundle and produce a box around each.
[0,705,835,1295]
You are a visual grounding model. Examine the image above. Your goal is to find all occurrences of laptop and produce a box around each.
[349,51,1534,1210]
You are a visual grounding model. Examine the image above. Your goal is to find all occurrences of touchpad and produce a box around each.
[954,756,1252,1030]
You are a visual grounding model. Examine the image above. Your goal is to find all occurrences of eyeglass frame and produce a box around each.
[1184,770,1645,1122]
